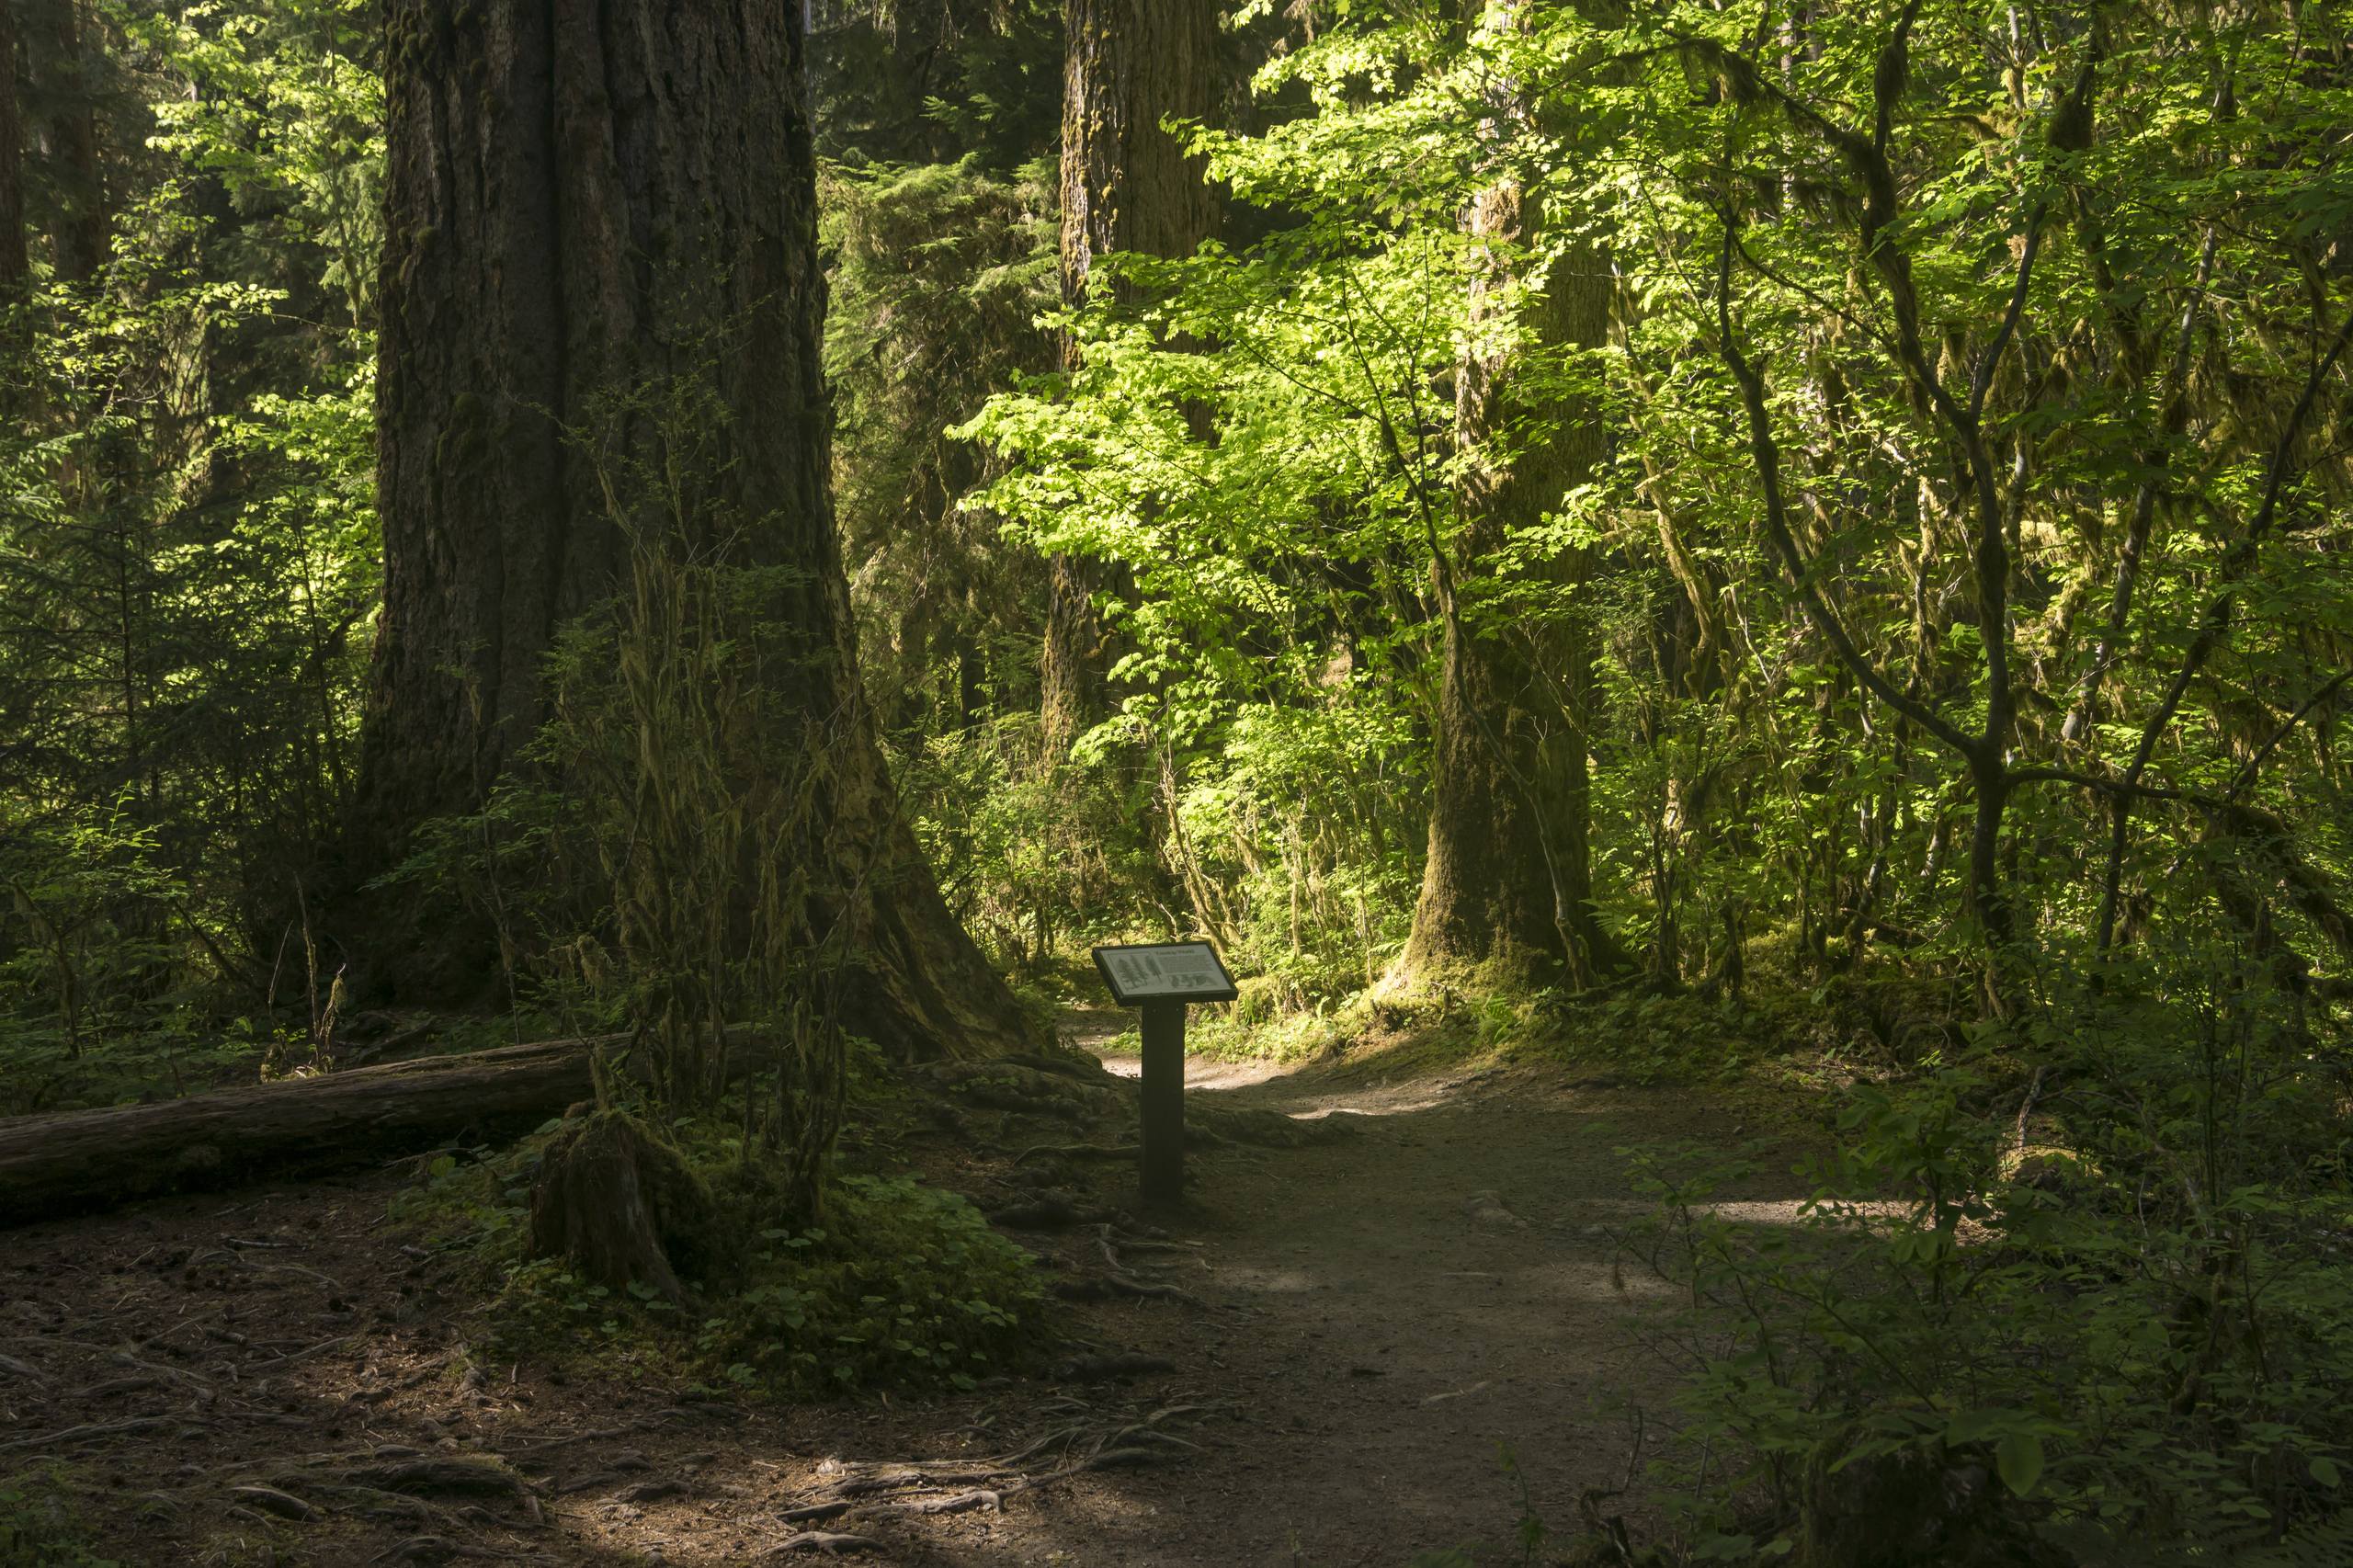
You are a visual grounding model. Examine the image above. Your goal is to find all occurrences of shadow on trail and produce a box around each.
[5,1034,1813,1567]
[972,1039,1819,1567]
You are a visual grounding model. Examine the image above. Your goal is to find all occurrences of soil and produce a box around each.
[0,1017,1809,1567]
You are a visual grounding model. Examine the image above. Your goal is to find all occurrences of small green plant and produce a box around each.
[687,1173,1040,1394]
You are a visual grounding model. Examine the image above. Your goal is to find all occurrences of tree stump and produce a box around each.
[529,1113,720,1307]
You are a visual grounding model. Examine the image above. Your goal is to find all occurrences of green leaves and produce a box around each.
[1995,1431,2046,1497]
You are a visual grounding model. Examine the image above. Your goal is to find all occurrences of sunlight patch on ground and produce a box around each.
[1563,1196,1904,1227]
[1205,1263,1325,1293]
[1284,1096,1445,1119]
[1094,1052,1289,1092]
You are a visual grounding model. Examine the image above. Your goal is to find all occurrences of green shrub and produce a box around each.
[398,1111,1044,1398]
[1624,963,2353,1564]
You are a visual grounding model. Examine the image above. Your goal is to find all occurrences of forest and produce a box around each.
[0,0,2348,1563]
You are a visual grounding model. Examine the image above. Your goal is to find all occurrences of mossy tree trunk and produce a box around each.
[1402,171,1630,989]
[349,0,1033,1059]
[529,1112,718,1308]
[1040,0,1221,760]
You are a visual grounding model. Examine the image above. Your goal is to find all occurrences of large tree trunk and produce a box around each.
[1040,0,1221,759]
[1402,176,1629,986]
[349,1,1033,1058]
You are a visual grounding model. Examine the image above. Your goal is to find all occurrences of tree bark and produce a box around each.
[0,1035,641,1228]
[349,1,1034,1058]
[38,0,105,283]
[1041,0,1221,759]
[1403,181,1628,986]
[0,0,26,301]
[529,1111,717,1307]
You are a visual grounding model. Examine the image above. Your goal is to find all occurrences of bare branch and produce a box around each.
[1712,218,1980,760]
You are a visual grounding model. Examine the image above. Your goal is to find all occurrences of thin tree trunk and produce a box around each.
[0,0,26,302]
[1042,0,1220,760]
[40,0,105,283]
[349,0,1033,1058]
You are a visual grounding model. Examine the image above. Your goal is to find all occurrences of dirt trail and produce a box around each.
[2,1034,1795,1566]
[1021,1047,1739,1566]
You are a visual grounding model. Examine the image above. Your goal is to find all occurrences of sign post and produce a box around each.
[1091,941,1239,1209]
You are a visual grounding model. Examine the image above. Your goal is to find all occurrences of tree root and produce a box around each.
[244,1334,358,1373]
[1051,1351,1176,1381]
[985,1194,1118,1230]
[340,1456,535,1498]
[1014,1142,1138,1165]
[228,1483,316,1520]
[996,1051,1124,1086]
[1080,1446,1164,1470]
[770,1402,1225,1539]
[1052,1276,1204,1308]
[868,1487,1000,1517]
[221,1450,540,1540]
[185,1245,347,1292]
[917,1061,1127,1122]
[0,1415,177,1453]
[766,1531,881,1557]
[608,1477,690,1504]
[1188,1103,1356,1149]
[368,1537,525,1564]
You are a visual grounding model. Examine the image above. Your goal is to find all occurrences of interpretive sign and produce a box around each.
[1092,941,1240,1006]
[1090,940,1240,1209]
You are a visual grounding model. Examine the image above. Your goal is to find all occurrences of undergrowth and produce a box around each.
[1173,954,1909,1093]
[0,1467,122,1568]
[1611,949,2353,1565]
[393,1102,1045,1399]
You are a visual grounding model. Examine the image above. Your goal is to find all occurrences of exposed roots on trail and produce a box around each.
[765,1530,881,1557]
[918,1047,1357,1159]
[1052,1275,1204,1307]
[1014,1140,1140,1165]
[983,1193,1120,1229]
[213,1452,544,1539]
[766,1398,1229,1551]
[915,1058,1130,1123]
[1050,1350,1176,1381]
[0,1013,1387,1567]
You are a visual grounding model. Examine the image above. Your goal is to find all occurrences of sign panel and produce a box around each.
[1092,941,1239,1006]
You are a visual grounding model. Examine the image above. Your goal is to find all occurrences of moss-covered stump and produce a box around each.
[529,1112,720,1306]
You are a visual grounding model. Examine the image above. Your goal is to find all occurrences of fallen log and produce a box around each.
[0,1033,751,1229]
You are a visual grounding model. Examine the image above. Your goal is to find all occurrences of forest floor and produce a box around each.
[2,1011,1813,1568]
